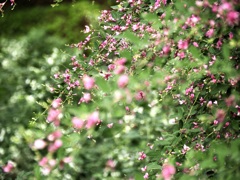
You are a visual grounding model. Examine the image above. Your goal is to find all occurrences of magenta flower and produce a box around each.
[143,172,149,179]
[162,164,176,180]
[83,75,95,90]
[52,98,62,108]
[48,139,63,152]
[178,39,188,50]
[118,74,129,88]
[193,42,199,47]
[47,108,61,126]
[226,11,239,26]
[205,28,214,38]
[135,91,146,101]
[78,93,91,104]
[177,51,185,59]
[39,157,48,166]
[3,161,14,173]
[86,111,100,129]
[162,46,171,55]
[72,117,85,129]
[47,130,62,141]
[138,151,146,160]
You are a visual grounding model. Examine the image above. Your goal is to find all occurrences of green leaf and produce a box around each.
[222,44,230,61]
[96,77,112,93]
[134,172,144,180]
[147,162,160,170]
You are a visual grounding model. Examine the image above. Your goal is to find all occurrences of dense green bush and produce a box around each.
[1,0,240,179]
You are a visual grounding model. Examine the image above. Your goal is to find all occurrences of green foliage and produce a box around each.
[0,1,100,42]
[1,0,240,179]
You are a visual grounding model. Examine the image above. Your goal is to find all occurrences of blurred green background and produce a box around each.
[0,0,114,178]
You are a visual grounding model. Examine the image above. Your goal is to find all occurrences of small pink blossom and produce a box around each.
[205,28,214,38]
[135,91,146,101]
[47,108,61,126]
[63,157,72,163]
[144,172,149,179]
[229,32,234,39]
[33,139,47,150]
[193,42,199,47]
[115,58,127,65]
[141,166,147,172]
[48,139,63,152]
[216,109,226,123]
[214,119,219,125]
[138,151,146,160]
[52,98,62,108]
[106,159,116,169]
[3,161,14,173]
[162,46,171,55]
[48,130,62,141]
[78,93,91,104]
[114,65,125,74]
[162,164,176,180]
[182,144,190,154]
[107,123,114,128]
[108,64,116,71]
[177,51,185,59]
[72,117,85,129]
[83,25,91,33]
[86,111,100,129]
[178,39,188,50]
[226,11,239,26]
[118,74,129,88]
[39,157,48,166]
[83,75,95,90]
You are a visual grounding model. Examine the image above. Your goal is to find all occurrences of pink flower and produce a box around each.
[83,75,95,90]
[135,91,146,101]
[33,139,47,150]
[86,111,100,129]
[178,39,188,50]
[52,98,62,108]
[216,109,226,123]
[162,46,171,55]
[78,93,91,104]
[72,117,85,129]
[39,157,48,166]
[177,51,185,59]
[144,172,149,179]
[141,166,147,172]
[115,58,127,65]
[226,11,239,26]
[48,130,62,141]
[229,32,233,39]
[114,65,125,74]
[162,164,176,180]
[63,157,72,163]
[205,28,214,37]
[47,108,61,126]
[118,74,129,88]
[193,42,199,47]
[108,64,116,71]
[3,161,14,173]
[138,151,146,160]
[48,139,63,152]
[107,123,114,128]
[83,25,91,33]
[106,159,116,169]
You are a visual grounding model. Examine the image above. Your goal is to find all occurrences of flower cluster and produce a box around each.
[29,0,240,179]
